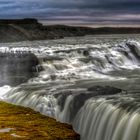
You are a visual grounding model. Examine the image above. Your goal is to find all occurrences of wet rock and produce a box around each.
[88,85,122,95]
[126,43,140,60]
[83,50,89,56]
[55,86,122,123]
[64,86,121,122]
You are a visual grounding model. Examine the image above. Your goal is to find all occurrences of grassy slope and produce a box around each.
[0,101,80,140]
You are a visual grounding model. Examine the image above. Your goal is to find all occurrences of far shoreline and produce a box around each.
[0,18,140,43]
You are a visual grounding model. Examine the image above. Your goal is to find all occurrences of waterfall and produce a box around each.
[73,98,140,140]
[0,37,140,140]
[3,85,140,140]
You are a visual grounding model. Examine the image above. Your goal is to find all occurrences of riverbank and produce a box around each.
[0,101,80,140]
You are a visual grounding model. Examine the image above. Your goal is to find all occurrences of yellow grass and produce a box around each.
[0,101,79,140]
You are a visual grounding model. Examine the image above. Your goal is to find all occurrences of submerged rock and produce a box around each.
[88,85,122,95]
[0,101,80,140]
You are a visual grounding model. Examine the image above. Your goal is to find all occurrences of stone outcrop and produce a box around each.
[0,101,80,140]
[0,52,40,86]
[0,18,140,42]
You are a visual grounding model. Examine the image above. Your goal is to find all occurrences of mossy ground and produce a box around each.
[0,101,80,140]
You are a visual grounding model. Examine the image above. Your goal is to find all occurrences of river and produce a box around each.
[0,34,140,140]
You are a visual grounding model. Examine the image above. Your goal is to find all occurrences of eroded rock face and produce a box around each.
[0,52,39,86]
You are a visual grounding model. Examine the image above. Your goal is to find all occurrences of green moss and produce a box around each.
[0,101,80,140]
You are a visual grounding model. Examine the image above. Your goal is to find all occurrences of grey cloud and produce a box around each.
[0,0,140,25]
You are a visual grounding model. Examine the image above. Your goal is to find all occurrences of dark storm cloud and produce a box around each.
[0,0,140,25]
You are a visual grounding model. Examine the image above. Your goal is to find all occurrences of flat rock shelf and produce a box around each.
[0,101,80,140]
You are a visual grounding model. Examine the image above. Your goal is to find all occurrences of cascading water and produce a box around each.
[0,35,140,140]
[73,95,140,140]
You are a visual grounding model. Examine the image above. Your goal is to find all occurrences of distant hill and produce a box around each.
[0,18,140,42]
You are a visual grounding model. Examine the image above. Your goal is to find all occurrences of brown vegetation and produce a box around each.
[0,101,80,140]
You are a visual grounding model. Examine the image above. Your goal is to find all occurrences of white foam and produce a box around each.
[0,85,12,100]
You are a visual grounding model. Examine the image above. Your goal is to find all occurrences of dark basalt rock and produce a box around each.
[88,85,122,95]
[126,43,140,60]
[0,52,39,86]
[55,86,122,123]
[67,86,122,122]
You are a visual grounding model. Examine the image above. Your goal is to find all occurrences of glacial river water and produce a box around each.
[0,34,140,140]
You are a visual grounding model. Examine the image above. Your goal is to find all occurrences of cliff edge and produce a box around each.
[0,52,40,86]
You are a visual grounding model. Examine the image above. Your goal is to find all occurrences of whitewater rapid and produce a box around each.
[0,35,140,140]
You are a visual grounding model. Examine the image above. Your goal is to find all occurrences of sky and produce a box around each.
[0,0,140,26]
